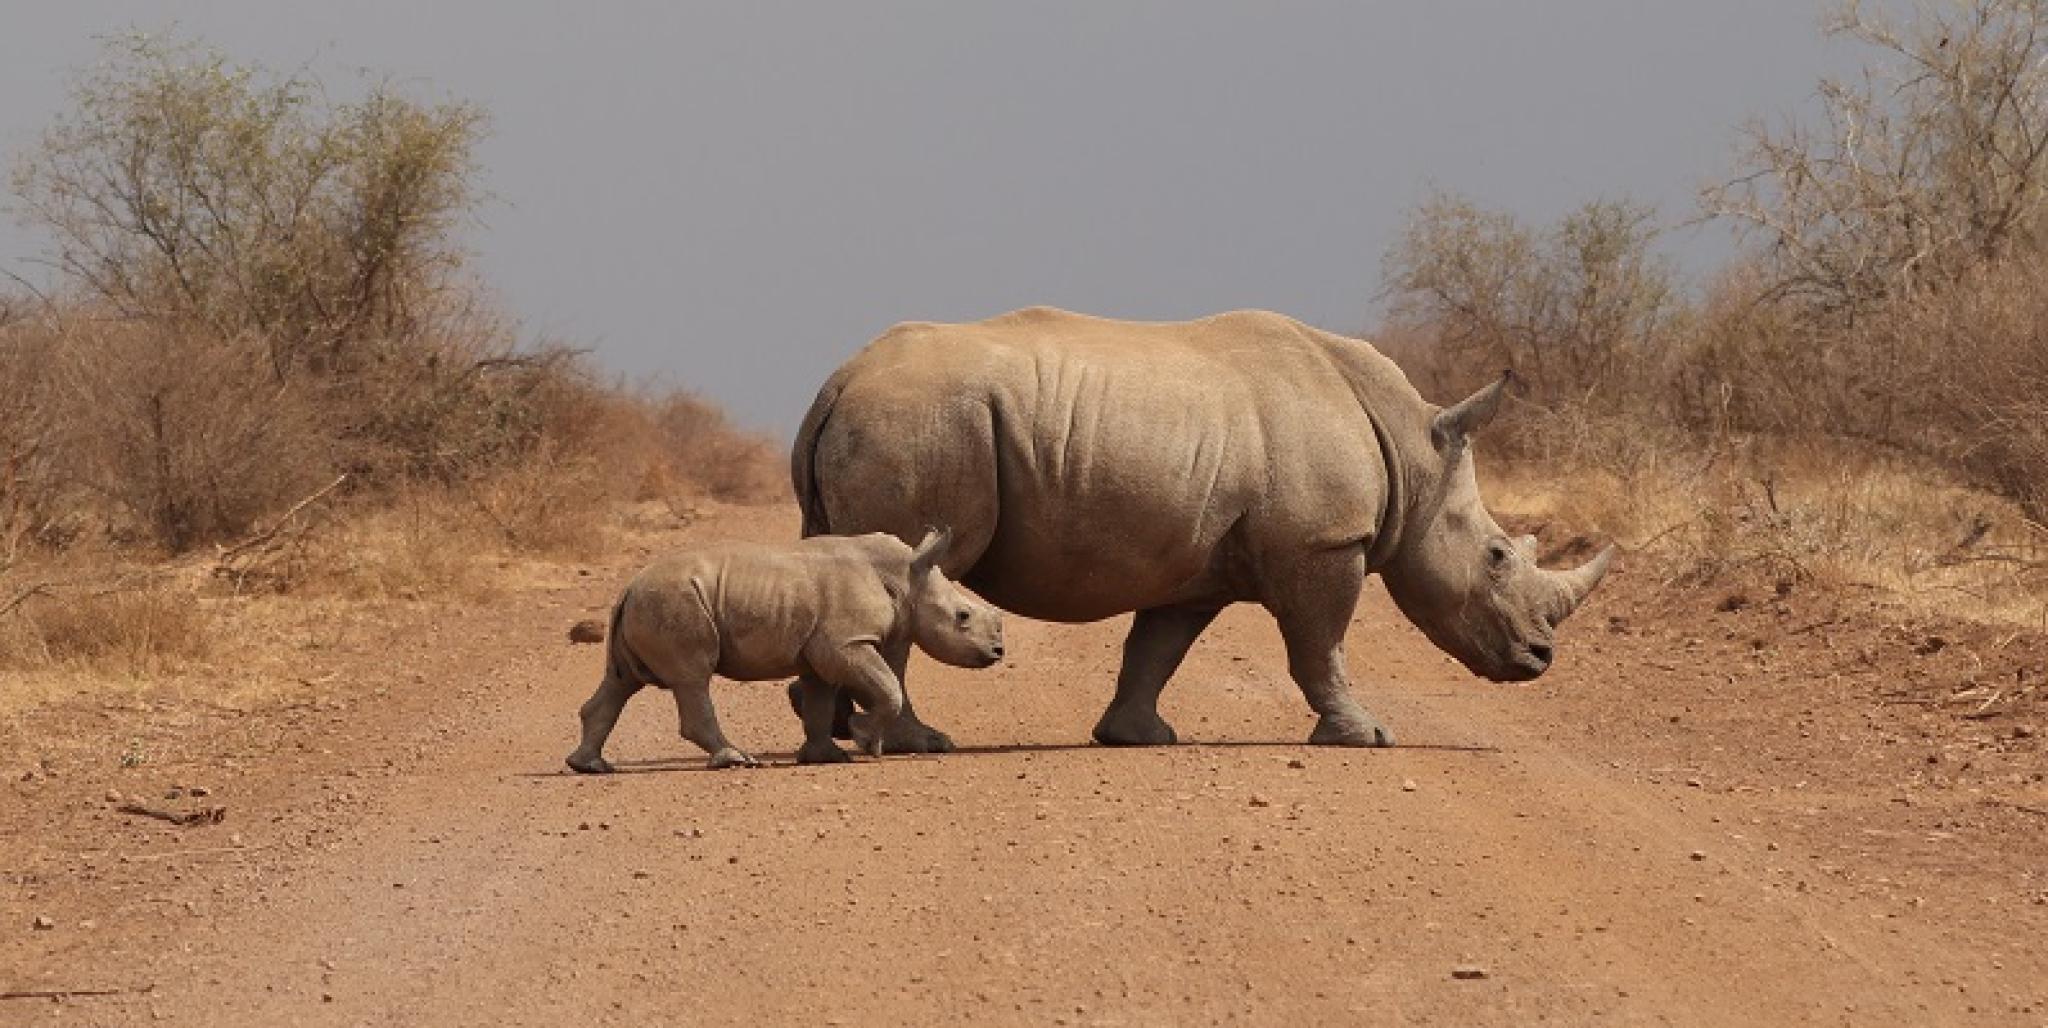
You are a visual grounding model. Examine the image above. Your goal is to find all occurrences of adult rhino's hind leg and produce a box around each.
[1268,550,1395,748]
[1094,604,1221,746]
[802,390,993,754]
[567,672,643,774]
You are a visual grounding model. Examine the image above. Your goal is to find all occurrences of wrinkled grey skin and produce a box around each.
[785,307,1614,756]
[567,529,1004,773]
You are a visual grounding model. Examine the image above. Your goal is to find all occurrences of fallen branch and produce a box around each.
[0,581,52,619]
[1631,518,1698,551]
[1,984,153,1000]
[1960,689,2006,720]
[1789,617,1843,636]
[115,801,226,826]
[215,473,348,564]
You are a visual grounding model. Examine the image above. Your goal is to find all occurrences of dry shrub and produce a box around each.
[0,33,793,701]
[463,441,612,559]
[1883,257,2048,514]
[49,318,337,551]
[0,315,79,553]
[288,490,500,602]
[642,392,787,505]
[1482,436,2048,628]
[0,580,212,675]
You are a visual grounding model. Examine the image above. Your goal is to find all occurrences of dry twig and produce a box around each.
[1,984,153,1001]
[0,581,52,619]
[115,801,226,826]
[214,473,348,564]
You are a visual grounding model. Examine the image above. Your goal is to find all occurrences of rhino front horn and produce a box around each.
[1553,545,1616,613]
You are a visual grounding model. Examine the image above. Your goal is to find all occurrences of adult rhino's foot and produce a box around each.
[865,715,953,754]
[796,739,853,765]
[1092,706,1178,746]
[565,751,615,774]
[706,747,761,770]
[1309,712,1395,748]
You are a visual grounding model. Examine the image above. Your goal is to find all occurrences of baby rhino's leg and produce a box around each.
[567,671,641,774]
[670,670,758,770]
[819,642,905,758]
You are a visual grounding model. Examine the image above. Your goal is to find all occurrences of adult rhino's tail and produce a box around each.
[791,365,854,539]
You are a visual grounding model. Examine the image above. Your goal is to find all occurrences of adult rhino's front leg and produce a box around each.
[1268,548,1396,748]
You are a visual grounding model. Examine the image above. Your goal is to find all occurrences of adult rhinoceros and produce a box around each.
[783,307,1612,764]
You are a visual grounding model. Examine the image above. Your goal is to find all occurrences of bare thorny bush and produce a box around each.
[0,36,782,674]
[1382,0,2048,620]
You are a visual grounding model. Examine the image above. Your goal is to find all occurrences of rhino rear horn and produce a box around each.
[1431,370,1516,454]
[910,525,953,576]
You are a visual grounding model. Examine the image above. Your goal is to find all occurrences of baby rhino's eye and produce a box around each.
[955,608,971,626]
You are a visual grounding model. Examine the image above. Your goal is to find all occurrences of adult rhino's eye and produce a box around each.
[1486,542,1512,568]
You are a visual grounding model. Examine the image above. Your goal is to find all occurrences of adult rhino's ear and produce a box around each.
[1431,370,1516,455]
[910,525,952,576]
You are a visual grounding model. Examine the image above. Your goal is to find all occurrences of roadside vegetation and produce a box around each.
[1380,0,2048,628]
[0,36,781,692]
[7,4,2048,697]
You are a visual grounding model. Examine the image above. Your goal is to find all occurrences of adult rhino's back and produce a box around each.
[795,308,1393,623]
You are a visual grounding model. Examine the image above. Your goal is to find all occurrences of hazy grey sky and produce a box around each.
[0,2,1849,429]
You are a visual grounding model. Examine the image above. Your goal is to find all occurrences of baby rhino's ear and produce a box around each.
[909,525,953,577]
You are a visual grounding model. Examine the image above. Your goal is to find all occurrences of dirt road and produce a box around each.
[6,504,2045,1025]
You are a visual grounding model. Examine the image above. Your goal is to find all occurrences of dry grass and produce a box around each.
[0,361,784,692]
[0,581,212,672]
[0,570,216,715]
[1483,434,2048,631]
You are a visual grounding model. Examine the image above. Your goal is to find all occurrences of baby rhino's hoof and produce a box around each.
[848,713,887,758]
[707,747,761,770]
[565,752,615,774]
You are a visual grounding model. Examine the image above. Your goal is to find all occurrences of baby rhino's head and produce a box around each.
[905,527,1005,668]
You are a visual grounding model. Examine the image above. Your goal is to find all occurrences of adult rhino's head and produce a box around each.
[905,527,1007,669]
[1380,374,1615,683]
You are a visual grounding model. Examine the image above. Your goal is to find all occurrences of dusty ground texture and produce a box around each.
[3,503,2045,1026]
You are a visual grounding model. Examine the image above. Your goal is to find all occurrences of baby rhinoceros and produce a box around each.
[566,528,1004,773]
